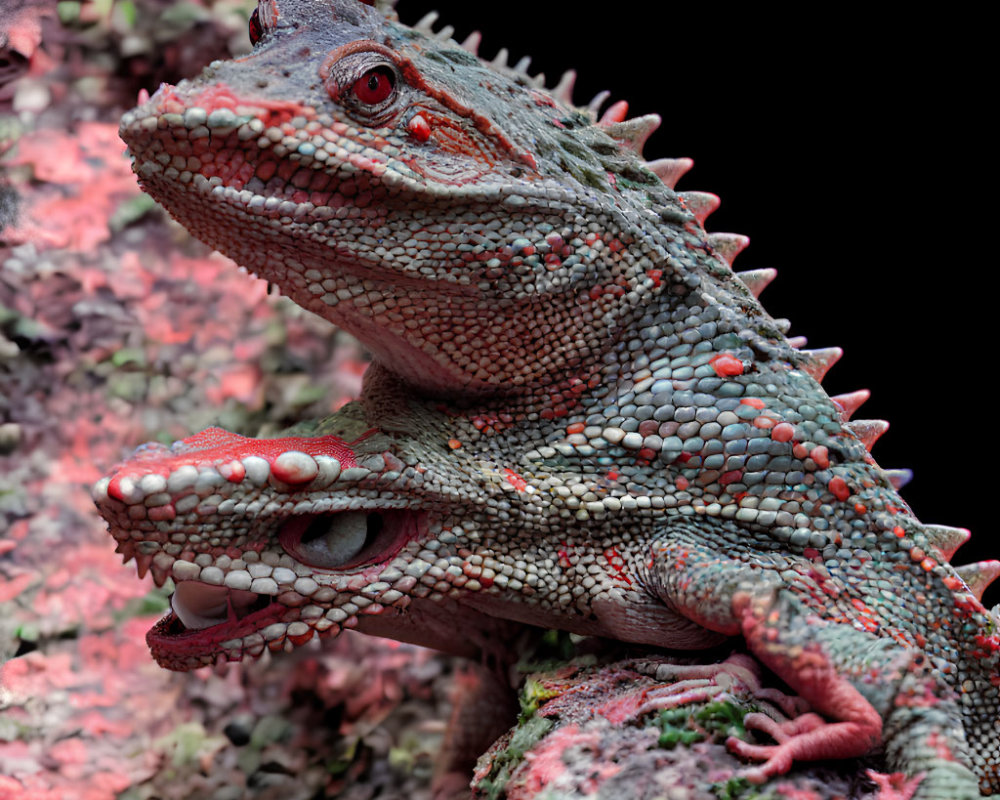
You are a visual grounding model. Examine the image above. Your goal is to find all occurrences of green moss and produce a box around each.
[116,581,172,621]
[475,714,554,800]
[695,698,749,741]
[713,775,759,800]
[656,707,704,749]
[654,697,749,750]
[110,194,158,231]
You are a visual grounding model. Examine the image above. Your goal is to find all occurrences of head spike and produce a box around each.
[884,468,912,490]
[434,24,455,41]
[955,561,1000,602]
[846,419,888,451]
[734,268,776,299]
[603,114,661,156]
[513,55,531,74]
[798,347,842,382]
[460,30,481,54]
[924,524,971,561]
[646,157,693,189]
[587,90,611,117]
[491,47,509,68]
[551,70,576,105]
[787,336,807,349]
[598,100,629,126]
[677,191,720,226]
[414,11,438,32]
[831,389,870,421]
[707,233,749,266]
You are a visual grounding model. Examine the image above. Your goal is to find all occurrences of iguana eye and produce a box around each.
[319,44,404,125]
[352,67,395,105]
[248,8,263,46]
[280,511,375,568]
[278,510,421,570]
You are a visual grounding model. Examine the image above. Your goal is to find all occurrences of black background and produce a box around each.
[397,2,996,602]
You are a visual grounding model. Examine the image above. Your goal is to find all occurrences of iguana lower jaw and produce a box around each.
[147,584,287,669]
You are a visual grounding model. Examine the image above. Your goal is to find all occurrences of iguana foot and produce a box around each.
[633,652,809,719]
[728,710,840,781]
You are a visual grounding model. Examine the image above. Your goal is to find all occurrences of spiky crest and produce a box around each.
[845,419,889,451]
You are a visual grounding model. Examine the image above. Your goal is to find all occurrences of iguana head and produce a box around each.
[118,0,706,398]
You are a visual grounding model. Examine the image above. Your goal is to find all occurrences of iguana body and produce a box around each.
[94,1,1000,796]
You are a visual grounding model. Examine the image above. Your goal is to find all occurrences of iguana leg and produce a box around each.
[650,535,982,799]
[733,589,982,799]
[728,589,883,778]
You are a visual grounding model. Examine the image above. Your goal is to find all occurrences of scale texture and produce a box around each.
[93,1,999,796]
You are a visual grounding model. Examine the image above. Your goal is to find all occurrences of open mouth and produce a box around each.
[139,509,426,669]
[147,581,289,662]
[170,581,275,631]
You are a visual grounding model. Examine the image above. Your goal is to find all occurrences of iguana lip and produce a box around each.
[146,581,284,666]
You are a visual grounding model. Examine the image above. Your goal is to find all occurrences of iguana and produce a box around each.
[93,0,1000,796]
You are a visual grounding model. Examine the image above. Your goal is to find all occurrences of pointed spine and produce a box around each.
[604,114,661,156]
[798,347,842,382]
[846,419,889,451]
[587,90,611,117]
[647,157,693,189]
[735,268,777,299]
[151,562,170,588]
[551,70,576,105]
[460,30,481,54]
[955,561,1000,602]
[707,233,749,266]
[924,524,970,561]
[414,11,438,32]
[677,191,720,226]
[884,468,913,489]
[115,540,136,564]
[787,336,807,349]
[598,100,630,125]
[831,389,870,421]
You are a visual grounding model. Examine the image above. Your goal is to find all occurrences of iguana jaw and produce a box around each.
[147,583,287,669]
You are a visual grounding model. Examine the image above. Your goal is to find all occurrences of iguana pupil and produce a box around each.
[353,68,394,104]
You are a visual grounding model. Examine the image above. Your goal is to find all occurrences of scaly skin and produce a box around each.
[94,1,1000,796]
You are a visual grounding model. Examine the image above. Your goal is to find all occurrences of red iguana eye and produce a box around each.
[248,8,263,46]
[352,67,395,105]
